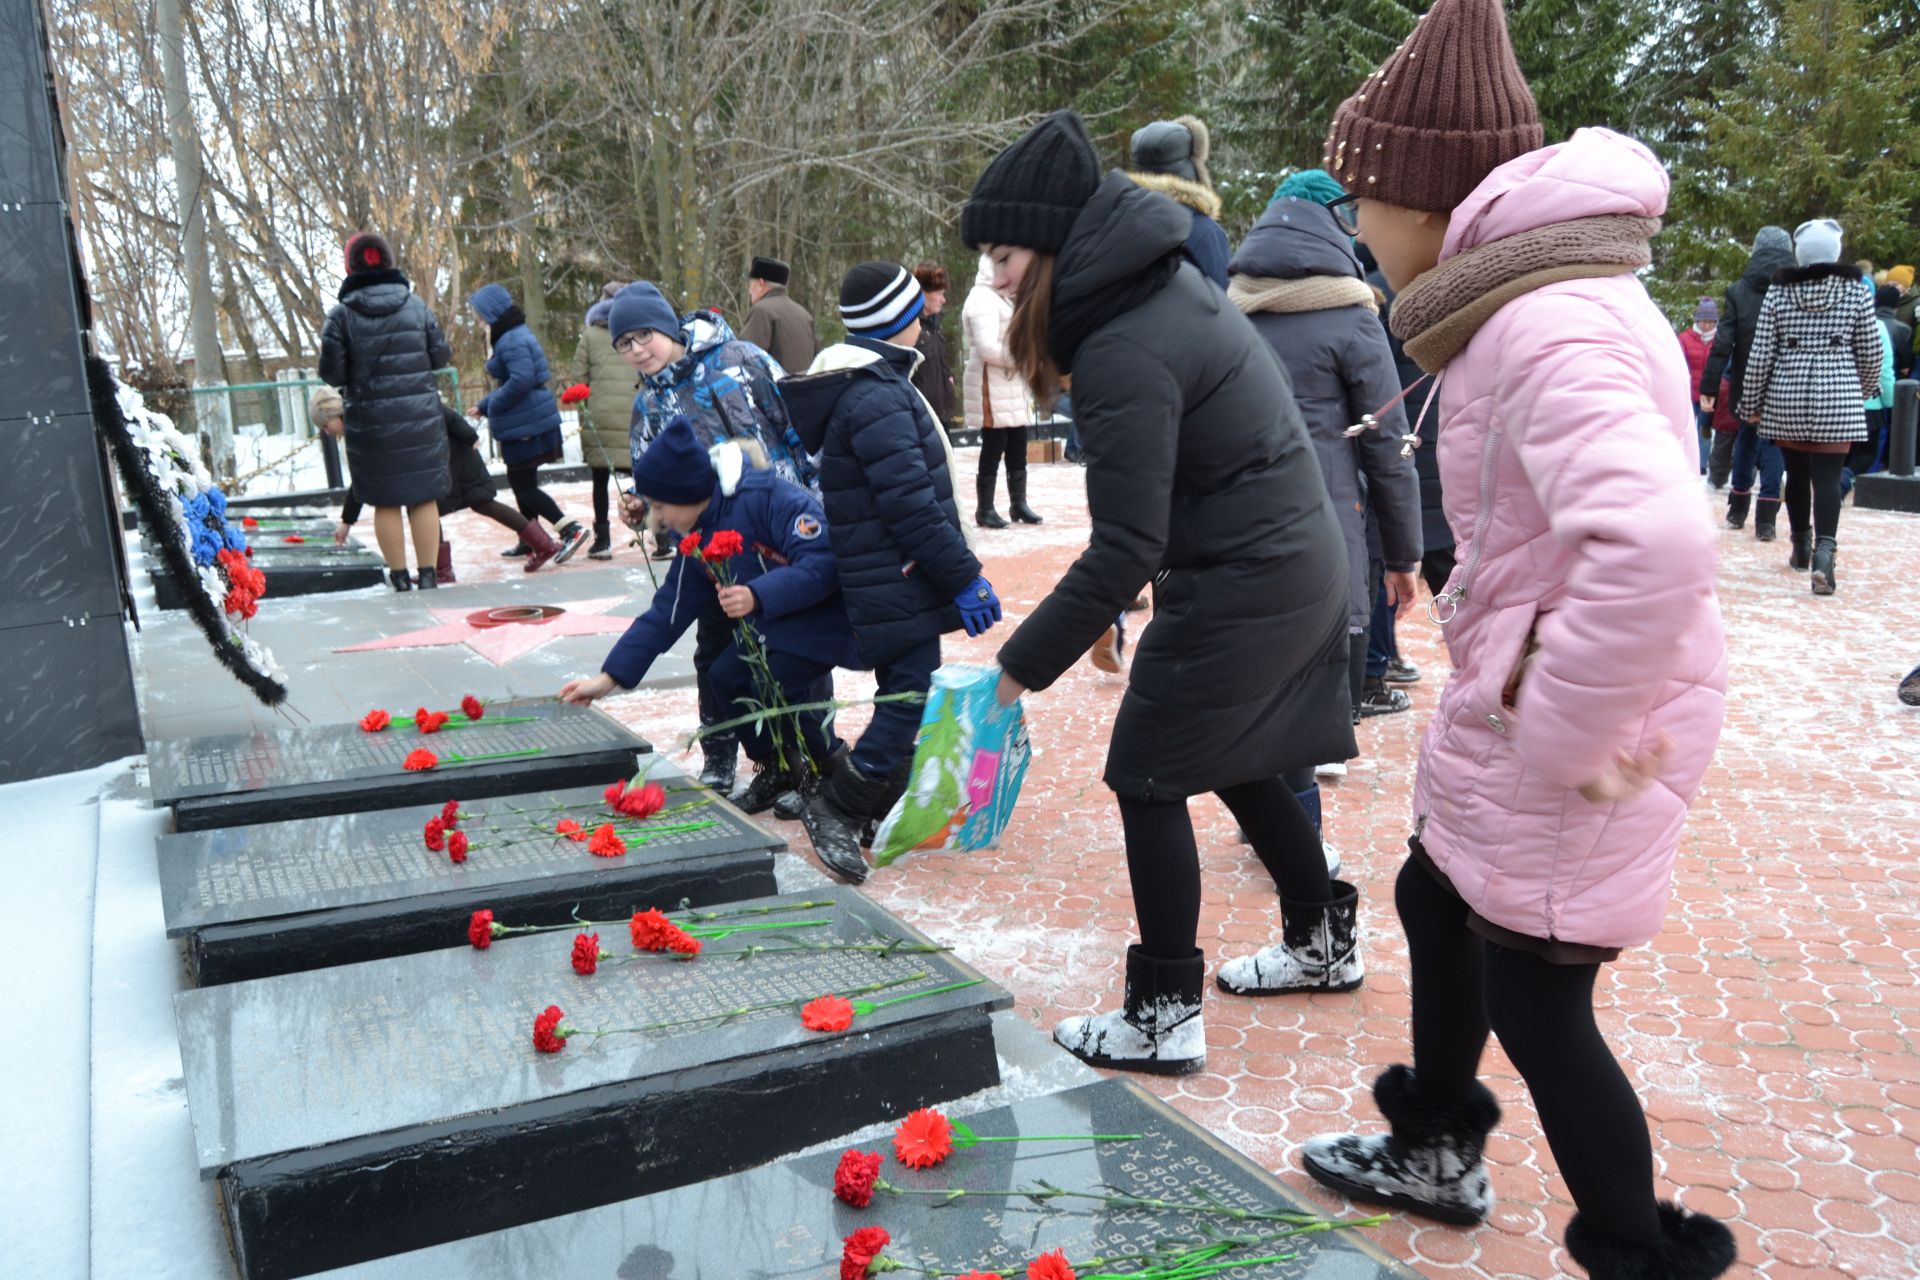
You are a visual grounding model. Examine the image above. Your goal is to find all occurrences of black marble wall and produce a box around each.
[0,0,142,782]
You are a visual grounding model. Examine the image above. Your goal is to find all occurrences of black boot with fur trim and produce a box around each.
[1565,1201,1737,1280]
[1301,1064,1500,1225]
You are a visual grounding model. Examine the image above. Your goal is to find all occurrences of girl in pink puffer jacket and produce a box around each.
[1293,2,1734,1278]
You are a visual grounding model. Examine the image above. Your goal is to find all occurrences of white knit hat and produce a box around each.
[1794,218,1844,267]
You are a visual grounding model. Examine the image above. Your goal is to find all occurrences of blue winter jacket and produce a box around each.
[630,311,818,492]
[779,337,980,667]
[601,469,859,688]
[1186,212,1232,290]
[471,286,564,466]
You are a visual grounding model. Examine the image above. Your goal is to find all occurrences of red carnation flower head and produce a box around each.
[629,907,674,950]
[665,929,702,956]
[532,1004,571,1053]
[833,1149,883,1208]
[678,532,703,558]
[703,529,745,560]
[441,799,461,826]
[892,1107,955,1169]
[241,516,258,529]
[603,779,629,808]
[461,695,485,721]
[424,816,446,851]
[283,534,305,544]
[839,1226,891,1280]
[571,931,602,976]
[1026,1251,1074,1280]
[556,818,586,842]
[802,994,856,1033]
[403,749,438,771]
[417,710,450,734]
[360,709,391,733]
[448,831,469,862]
[587,823,627,858]
[955,1274,1005,1280]
[616,781,666,818]
[468,909,497,949]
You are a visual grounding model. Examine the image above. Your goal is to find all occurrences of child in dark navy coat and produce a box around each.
[560,416,860,816]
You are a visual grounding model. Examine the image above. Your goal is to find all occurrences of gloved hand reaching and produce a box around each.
[955,576,1002,638]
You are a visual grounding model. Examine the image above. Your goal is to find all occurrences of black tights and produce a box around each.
[1396,854,1660,1247]
[591,467,625,527]
[507,464,564,528]
[1118,772,1329,960]
[468,498,528,535]
[977,426,1028,499]
[1781,448,1845,540]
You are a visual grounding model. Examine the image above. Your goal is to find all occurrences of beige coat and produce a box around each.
[567,324,639,470]
[962,254,1034,429]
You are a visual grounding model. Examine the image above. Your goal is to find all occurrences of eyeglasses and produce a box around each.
[614,329,655,354]
[1326,193,1361,237]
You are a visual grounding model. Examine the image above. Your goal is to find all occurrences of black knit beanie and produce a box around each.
[962,110,1103,254]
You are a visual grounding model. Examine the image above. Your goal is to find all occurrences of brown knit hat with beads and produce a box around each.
[1323,0,1543,213]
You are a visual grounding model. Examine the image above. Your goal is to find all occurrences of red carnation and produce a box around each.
[1026,1252,1074,1280]
[892,1107,954,1169]
[417,709,451,734]
[532,1004,571,1053]
[283,534,306,544]
[223,587,258,620]
[840,1226,890,1280]
[703,529,745,560]
[587,823,626,858]
[360,709,391,733]
[616,781,666,818]
[629,908,674,949]
[571,931,602,975]
[678,532,702,557]
[241,516,258,529]
[559,382,591,405]
[441,799,461,827]
[956,1274,1005,1280]
[448,831,469,862]
[603,779,629,808]
[802,994,856,1033]
[461,695,485,720]
[557,818,586,842]
[468,909,497,949]
[403,749,437,771]
[833,1149,883,1208]
[424,816,446,851]
[665,929,702,957]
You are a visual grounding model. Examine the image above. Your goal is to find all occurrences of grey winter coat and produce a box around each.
[1739,263,1881,445]
[318,269,453,507]
[1229,198,1423,633]
[995,174,1356,801]
[739,286,817,375]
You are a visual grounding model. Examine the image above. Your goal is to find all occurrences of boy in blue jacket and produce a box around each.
[560,416,860,815]
[779,262,1001,881]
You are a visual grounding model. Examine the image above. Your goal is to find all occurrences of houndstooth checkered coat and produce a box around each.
[1737,263,1882,444]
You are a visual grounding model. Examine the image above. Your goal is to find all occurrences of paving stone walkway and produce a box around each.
[459,457,1920,1279]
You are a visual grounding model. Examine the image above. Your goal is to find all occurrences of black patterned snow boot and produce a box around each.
[1302,1064,1500,1225]
[801,764,885,883]
[1216,880,1364,995]
[733,767,800,817]
[1565,1202,1737,1280]
[698,735,739,796]
[1053,945,1206,1076]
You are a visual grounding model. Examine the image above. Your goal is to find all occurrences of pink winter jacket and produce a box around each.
[1413,129,1728,950]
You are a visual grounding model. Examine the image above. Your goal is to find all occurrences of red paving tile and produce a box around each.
[452,459,1920,1279]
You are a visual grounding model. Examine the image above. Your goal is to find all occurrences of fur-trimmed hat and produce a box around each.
[749,256,790,286]
[343,232,394,276]
[307,385,344,429]
[1131,115,1213,189]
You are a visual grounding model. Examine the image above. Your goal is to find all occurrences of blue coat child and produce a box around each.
[469,283,564,467]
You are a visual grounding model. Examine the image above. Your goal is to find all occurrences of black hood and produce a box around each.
[1229,197,1361,282]
[779,339,919,454]
[1741,245,1797,290]
[1048,172,1189,371]
[338,272,414,316]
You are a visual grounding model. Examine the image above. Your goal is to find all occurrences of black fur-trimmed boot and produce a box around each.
[1302,1064,1500,1225]
[1751,497,1780,542]
[1724,489,1751,530]
[1053,945,1206,1076]
[1565,1202,1737,1280]
[1216,880,1364,995]
[802,764,886,883]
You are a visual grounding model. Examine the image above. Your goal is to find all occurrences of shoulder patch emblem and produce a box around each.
[793,513,822,540]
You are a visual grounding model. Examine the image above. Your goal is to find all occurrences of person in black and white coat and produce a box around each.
[1737,218,1883,597]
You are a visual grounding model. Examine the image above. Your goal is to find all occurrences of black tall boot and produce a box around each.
[1724,489,1752,529]
[1565,1203,1737,1280]
[1008,468,1044,524]
[1302,1065,1501,1225]
[1811,536,1837,596]
[1752,497,1780,542]
[588,520,613,561]
[976,458,1009,529]
[801,764,886,883]
[1052,945,1207,1075]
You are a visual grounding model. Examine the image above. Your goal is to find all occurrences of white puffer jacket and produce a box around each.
[962,254,1034,429]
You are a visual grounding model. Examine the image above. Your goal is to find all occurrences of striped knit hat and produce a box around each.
[1323,0,1542,213]
[839,262,924,340]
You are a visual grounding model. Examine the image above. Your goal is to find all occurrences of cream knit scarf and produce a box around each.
[1228,273,1379,316]
[1391,215,1659,372]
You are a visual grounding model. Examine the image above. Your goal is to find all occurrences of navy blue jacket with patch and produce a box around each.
[779,337,981,667]
[600,469,859,688]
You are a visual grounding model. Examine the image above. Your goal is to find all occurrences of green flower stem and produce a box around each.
[438,747,549,767]
[431,715,541,730]
[849,977,983,1016]
[608,939,946,966]
[574,970,926,1041]
[676,899,836,921]
[683,918,833,939]
[485,900,840,941]
[876,1181,1374,1230]
[687,691,927,748]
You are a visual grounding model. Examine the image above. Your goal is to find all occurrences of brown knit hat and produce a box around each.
[1323,0,1543,214]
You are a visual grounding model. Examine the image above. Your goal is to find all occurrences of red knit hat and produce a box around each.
[1323,0,1543,213]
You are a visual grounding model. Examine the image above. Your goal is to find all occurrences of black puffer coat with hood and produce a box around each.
[1701,241,1799,413]
[318,269,453,507]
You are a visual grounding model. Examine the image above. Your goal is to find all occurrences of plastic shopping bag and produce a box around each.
[871,663,1031,868]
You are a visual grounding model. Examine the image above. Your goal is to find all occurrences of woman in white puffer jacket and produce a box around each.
[963,252,1040,527]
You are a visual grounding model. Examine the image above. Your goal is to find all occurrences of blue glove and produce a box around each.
[955,576,1002,637]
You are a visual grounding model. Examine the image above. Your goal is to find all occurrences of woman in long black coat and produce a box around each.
[965,112,1359,1076]
[318,233,453,589]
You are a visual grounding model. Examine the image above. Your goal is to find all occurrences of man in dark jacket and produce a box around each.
[910,261,957,426]
[780,262,1000,881]
[739,257,818,374]
[562,416,858,814]
[1701,226,1795,537]
[1127,116,1232,289]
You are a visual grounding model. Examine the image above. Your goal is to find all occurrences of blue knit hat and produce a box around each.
[1272,168,1346,208]
[632,416,713,504]
[608,281,684,344]
[468,283,514,323]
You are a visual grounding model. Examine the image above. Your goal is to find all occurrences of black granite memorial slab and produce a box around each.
[147,541,387,610]
[152,699,651,831]
[174,886,1009,1279]
[159,759,784,984]
[316,1077,1418,1280]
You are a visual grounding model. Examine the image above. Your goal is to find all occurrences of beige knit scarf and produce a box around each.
[1228,273,1379,316]
[1391,215,1659,372]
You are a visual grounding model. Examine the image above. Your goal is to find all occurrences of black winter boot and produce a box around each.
[1788,530,1813,571]
[1565,1202,1737,1280]
[501,540,530,558]
[1216,880,1364,995]
[1752,497,1780,542]
[1724,489,1751,529]
[802,764,886,883]
[415,567,438,589]
[1008,471,1044,524]
[1053,945,1206,1076]
[1811,536,1837,596]
[734,766,800,817]
[699,735,739,795]
[780,742,849,821]
[588,520,613,560]
[388,568,414,592]
[1302,1065,1501,1225]
[975,468,1009,529]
